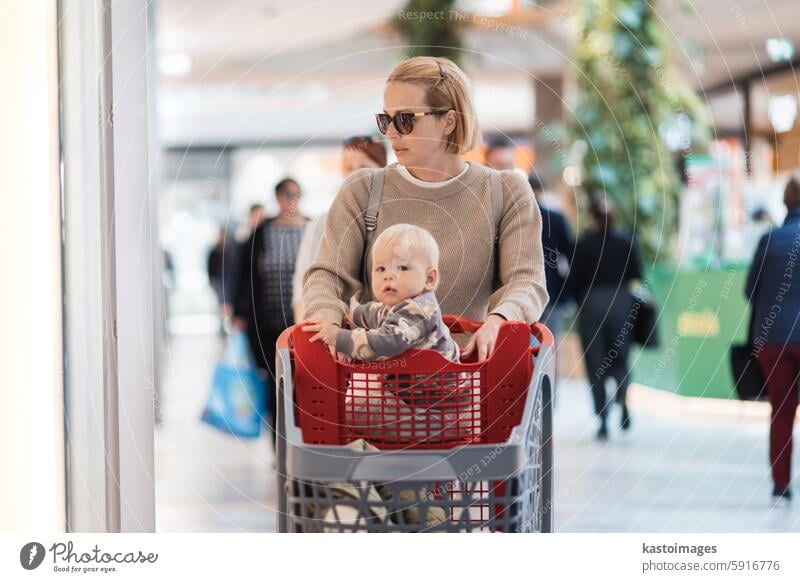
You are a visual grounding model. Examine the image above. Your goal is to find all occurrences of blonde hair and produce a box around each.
[372,224,440,288]
[386,56,481,155]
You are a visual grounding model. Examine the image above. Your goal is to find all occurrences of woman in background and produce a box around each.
[233,177,307,445]
[569,197,643,440]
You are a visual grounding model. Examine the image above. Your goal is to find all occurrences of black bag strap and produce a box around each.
[490,170,503,287]
[358,168,386,293]
[358,167,503,291]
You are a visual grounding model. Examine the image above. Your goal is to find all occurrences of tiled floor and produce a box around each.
[553,385,800,532]
[155,332,800,532]
[155,333,276,532]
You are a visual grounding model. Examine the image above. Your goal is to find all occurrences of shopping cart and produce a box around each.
[275,315,554,532]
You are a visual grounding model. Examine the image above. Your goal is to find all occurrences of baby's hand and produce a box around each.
[302,317,340,347]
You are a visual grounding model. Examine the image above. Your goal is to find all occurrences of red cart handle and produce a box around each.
[279,316,554,355]
[444,315,553,343]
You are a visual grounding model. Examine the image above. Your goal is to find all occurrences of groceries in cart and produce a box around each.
[303,223,475,444]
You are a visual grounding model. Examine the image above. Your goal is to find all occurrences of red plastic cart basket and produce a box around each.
[275,316,554,532]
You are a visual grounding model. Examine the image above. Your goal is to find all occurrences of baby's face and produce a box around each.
[371,243,436,307]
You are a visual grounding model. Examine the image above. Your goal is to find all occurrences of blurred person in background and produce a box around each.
[484,135,516,171]
[529,173,574,364]
[207,227,238,333]
[238,203,265,242]
[233,178,308,445]
[752,207,775,231]
[745,174,800,504]
[568,196,643,440]
[292,135,387,323]
[231,203,266,304]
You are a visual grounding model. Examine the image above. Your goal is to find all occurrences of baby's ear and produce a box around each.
[425,266,438,291]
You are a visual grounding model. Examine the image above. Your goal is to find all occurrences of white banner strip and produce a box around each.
[2,534,799,581]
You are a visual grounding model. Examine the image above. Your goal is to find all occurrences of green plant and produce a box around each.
[571,0,709,262]
[394,0,463,65]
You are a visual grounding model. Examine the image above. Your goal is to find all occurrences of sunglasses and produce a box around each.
[375,110,447,135]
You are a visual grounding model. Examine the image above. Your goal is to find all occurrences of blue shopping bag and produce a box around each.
[201,331,266,438]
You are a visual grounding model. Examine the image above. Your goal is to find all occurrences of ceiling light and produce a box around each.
[768,94,798,133]
[159,53,192,78]
[766,38,794,62]
[457,0,513,16]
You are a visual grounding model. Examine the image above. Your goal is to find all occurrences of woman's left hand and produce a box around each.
[462,314,506,362]
[302,317,340,347]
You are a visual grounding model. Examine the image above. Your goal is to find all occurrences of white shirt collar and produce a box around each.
[395,162,470,188]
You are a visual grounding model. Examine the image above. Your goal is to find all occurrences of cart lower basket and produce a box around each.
[275,317,555,532]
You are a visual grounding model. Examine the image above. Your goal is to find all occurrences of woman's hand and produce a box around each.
[302,317,341,347]
[461,314,506,362]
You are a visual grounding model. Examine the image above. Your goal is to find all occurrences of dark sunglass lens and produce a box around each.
[375,114,390,134]
[397,112,415,134]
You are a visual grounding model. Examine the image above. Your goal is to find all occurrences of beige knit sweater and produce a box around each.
[302,162,549,325]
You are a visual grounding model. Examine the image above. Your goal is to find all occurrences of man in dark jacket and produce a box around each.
[207,227,239,332]
[746,175,800,503]
[529,174,574,342]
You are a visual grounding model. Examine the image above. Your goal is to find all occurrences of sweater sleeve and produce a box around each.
[335,300,430,361]
[488,171,550,323]
[292,215,325,310]
[745,233,768,303]
[351,301,383,328]
[302,170,373,325]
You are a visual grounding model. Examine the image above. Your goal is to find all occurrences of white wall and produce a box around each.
[59,0,156,532]
[160,74,535,148]
[0,0,66,532]
[112,0,157,533]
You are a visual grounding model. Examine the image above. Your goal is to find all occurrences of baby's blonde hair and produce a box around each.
[372,224,440,287]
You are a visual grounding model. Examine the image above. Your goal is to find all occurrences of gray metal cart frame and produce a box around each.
[275,324,554,533]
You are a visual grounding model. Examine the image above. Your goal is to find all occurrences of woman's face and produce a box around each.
[277,182,301,216]
[382,81,455,168]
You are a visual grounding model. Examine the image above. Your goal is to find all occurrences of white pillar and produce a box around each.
[0,0,66,532]
[60,0,156,532]
[111,0,157,533]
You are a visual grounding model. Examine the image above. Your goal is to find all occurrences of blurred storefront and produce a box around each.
[634,55,800,399]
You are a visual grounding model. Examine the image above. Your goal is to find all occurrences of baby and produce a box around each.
[305,223,458,363]
[305,224,473,443]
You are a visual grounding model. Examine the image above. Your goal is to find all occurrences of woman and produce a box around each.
[568,197,643,440]
[292,135,387,323]
[301,56,549,361]
[233,177,307,444]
